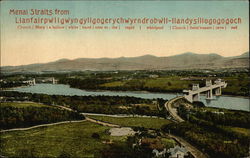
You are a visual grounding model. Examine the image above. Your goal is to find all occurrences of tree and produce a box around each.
[91,133,100,139]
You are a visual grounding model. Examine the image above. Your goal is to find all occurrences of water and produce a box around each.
[10,84,250,112]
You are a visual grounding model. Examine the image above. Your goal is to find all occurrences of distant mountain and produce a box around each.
[235,52,249,58]
[1,52,249,73]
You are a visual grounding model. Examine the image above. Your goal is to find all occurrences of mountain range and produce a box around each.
[1,52,249,73]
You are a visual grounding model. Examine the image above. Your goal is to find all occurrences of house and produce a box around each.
[167,145,188,158]
[152,148,167,157]
[149,75,159,78]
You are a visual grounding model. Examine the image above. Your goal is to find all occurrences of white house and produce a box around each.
[167,145,188,158]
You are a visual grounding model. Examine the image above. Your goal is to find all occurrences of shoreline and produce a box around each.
[2,83,249,99]
[1,85,30,91]
[60,84,249,99]
[219,94,249,99]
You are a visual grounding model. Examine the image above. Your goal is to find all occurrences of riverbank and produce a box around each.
[50,83,250,99]
[5,83,249,112]
[0,85,29,91]
[5,83,249,99]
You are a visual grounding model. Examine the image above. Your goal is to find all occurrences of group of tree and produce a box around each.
[0,105,84,129]
[59,77,185,93]
[168,104,250,158]
[0,91,166,116]
[0,81,27,88]
[191,109,250,128]
[162,121,249,158]
[58,71,249,96]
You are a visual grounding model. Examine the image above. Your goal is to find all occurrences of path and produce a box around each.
[0,120,86,133]
[168,134,208,158]
[85,117,120,128]
[165,96,185,122]
[82,112,162,118]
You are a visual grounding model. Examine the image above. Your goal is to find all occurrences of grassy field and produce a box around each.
[100,75,249,96]
[101,81,124,87]
[101,77,193,91]
[144,77,191,91]
[0,121,125,158]
[87,115,172,129]
[0,102,49,108]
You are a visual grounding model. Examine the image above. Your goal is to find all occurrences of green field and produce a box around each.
[100,75,249,96]
[0,121,122,158]
[87,115,172,129]
[101,81,124,87]
[0,115,174,157]
[101,76,193,91]
[144,77,191,90]
[0,102,49,108]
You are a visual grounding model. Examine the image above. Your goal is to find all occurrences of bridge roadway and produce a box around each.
[165,96,185,122]
[184,80,227,103]
[187,82,226,96]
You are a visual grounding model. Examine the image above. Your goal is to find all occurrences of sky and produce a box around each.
[1,0,249,66]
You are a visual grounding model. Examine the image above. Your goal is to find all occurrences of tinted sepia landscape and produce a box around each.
[2,52,249,72]
[1,1,250,158]
[1,53,250,158]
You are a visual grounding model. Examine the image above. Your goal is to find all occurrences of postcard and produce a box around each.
[0,0,249,158]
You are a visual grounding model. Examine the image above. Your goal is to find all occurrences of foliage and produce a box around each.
[88,115,172,129]
[162,122,249,158]
[58,151,72,158]
[0,121,110,157]
[0,102,84,129]
[101,143,135,158]
[169,105,250,158]
[0,91,164,116]
[57,71,250,96]
[92,132,100,139]
[0,81,27,88]
[190,108,250,128]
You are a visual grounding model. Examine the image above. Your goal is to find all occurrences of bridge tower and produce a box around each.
[192,84,200,101]
[214,78,222,84]
[206,89,213,99]
[192,84,199,91]
[206,80,212,87]
[33,78,36,85]
[193,93,200,101]
[215,87,222,96]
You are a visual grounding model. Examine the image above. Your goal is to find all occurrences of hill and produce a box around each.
[1,52,249,73]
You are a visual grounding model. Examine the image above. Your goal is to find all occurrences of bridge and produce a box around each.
[23,77,58,85]
[183,79,227,103]
[23,79,36,85]
[35,77,58,84]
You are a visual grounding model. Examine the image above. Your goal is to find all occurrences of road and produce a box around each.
[165,96,185,122]
[82,112,163,118]
[168,134,208,158]
[85,117,120,128]
[0,120,86,133]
